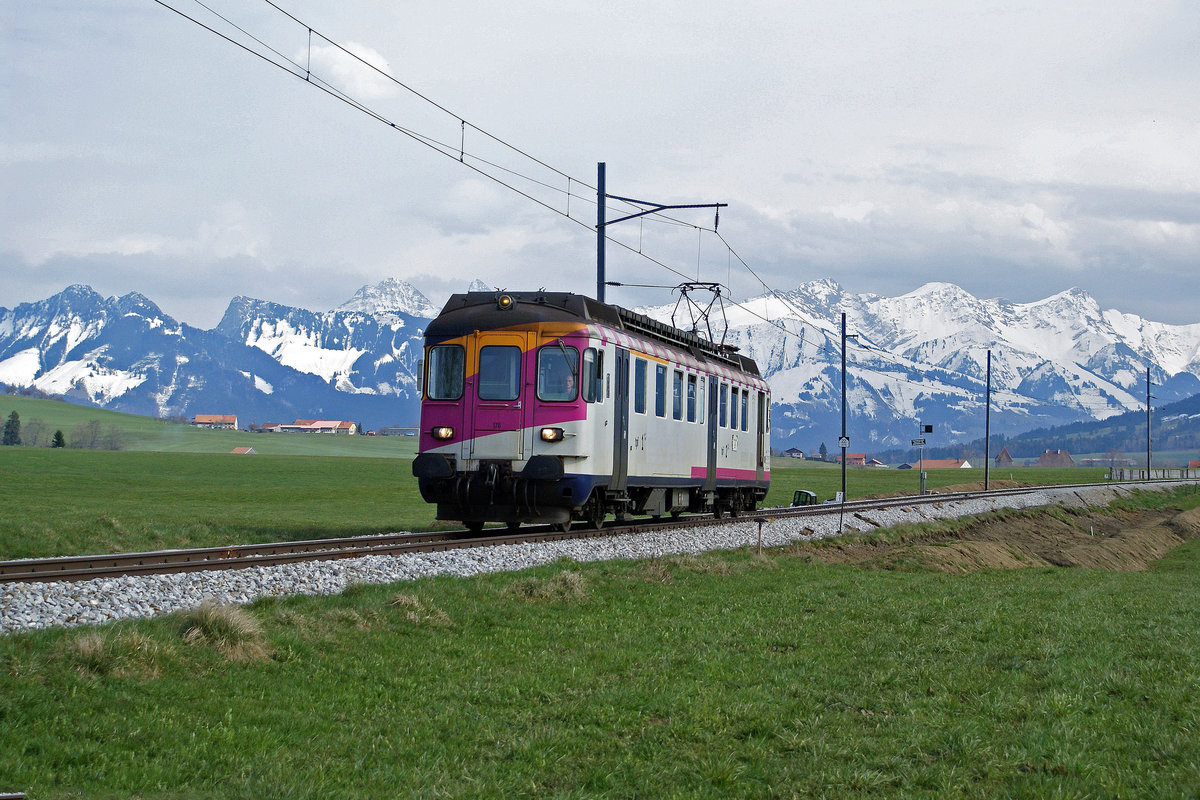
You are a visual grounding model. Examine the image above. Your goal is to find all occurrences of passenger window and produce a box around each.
[687,375,697,422]
[634,359,647,414]
[426,344,465,400]
[537,344,579,402]
[478,346,521,400]
[741,390,749,431]
[730,388,738,430]
[582,349,603,403]
[719,383,728,427]
[672,370,683,420]
[655,364,666,417]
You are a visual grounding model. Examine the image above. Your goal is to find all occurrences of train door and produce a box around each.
[470,332,528,460]
[704,375,719,491]
[756,390,766,482]
[612,347,630,491]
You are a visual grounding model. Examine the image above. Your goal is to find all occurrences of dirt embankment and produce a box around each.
[790,503,1200,574]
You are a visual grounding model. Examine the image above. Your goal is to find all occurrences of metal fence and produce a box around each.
[1109,468,1198,481]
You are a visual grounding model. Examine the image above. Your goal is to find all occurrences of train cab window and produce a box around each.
[672,370,683,420]
[582,348,602,403]
[478,345,521,400]
[686,374,697,422]
[655,364,666,417]
[426,344,465,400]
[537,345,579,402]
[719,383,728,427]
[730,388,739,429]
[741,390,750,431]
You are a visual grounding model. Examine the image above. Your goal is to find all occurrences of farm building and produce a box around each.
[1037,449,1075,467]
[837,453,867,466]
[783,448,805,459]
[921,459,972,469]
[230,447,256,455]
[192,414,238,430]
[994,447,1014,466]
[270,419,358,435]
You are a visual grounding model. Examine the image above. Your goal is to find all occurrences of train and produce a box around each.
[411,290,770,530]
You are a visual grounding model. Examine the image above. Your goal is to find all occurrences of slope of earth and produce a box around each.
[790,504,1200,573]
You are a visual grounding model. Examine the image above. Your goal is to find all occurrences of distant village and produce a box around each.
[190,414,416,437]
[776,445,1194,471]
[189,414,1199,472]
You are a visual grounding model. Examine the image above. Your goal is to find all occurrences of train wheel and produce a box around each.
[464,520,484,533]
[553,519,573,533]
[506,521,521,532]
[582,494,605,530]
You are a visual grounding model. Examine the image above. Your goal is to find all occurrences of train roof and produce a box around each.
[428,291,760,377]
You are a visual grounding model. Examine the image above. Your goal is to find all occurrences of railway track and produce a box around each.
[1,480,1190,585]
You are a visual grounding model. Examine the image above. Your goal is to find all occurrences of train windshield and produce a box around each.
[426,345,465,400]
[537,345,579,401]
[478,346,522,400]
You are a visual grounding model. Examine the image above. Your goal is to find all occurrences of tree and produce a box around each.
[101,425,125,451]
[819,442,828,461]
[52,430,66,448]
[2,411,20,446]
[23,417,46,448]
[71,419,103,449]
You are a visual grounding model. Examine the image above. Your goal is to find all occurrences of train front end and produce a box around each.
[411,291,602,530]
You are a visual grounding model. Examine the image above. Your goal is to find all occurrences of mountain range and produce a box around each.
[2,278,1199,451]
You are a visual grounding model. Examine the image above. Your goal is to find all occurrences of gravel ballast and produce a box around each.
[1,482,1187,634]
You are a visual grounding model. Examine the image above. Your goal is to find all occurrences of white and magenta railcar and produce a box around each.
[411,291,770,530]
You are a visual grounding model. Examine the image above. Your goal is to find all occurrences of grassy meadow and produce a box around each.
[0,394,418,458]
[2,487,1198,798]
[1,443,1117,560]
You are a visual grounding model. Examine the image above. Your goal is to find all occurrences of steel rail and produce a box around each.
[1,479,1191,585]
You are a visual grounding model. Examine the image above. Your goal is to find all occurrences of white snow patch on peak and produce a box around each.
[468,279,496,292]
[0,348,42,385]
[36,359,146,402]
[336,278,438,317]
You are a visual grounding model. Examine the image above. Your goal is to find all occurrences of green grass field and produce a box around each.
[0,445,1120,560]
[0,394,418,458]
[2,487,1198,798]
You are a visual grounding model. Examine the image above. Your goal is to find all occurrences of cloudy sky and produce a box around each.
[4,0,1199,327]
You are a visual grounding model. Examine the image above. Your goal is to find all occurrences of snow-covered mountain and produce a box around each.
[3,279,1199,448]
[639,280,1200,449]
[0,283,439,428]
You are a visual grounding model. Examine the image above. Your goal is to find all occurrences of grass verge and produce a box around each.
[2,491,1199,798]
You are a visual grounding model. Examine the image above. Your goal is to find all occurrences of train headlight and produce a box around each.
[497,294,514,310]
[539,427,564,443]
[431,426,454,441]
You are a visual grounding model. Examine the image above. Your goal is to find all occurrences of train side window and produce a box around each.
[478,346,521,400]
[672,370,683,420]
[537,344,579,402]
[655,364,666,417]
[686,374,697,422]
[634,358,647,414]
[741,390,749,431]
[730,387,739,429]
[582,348,603,403]
[426,344,465,400]
[719,383,728,427]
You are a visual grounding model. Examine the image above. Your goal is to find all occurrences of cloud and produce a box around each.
[301,41,398,101]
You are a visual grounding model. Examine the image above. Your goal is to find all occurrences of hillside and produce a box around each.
[0,393,417,458]
[876,391,1200,465]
